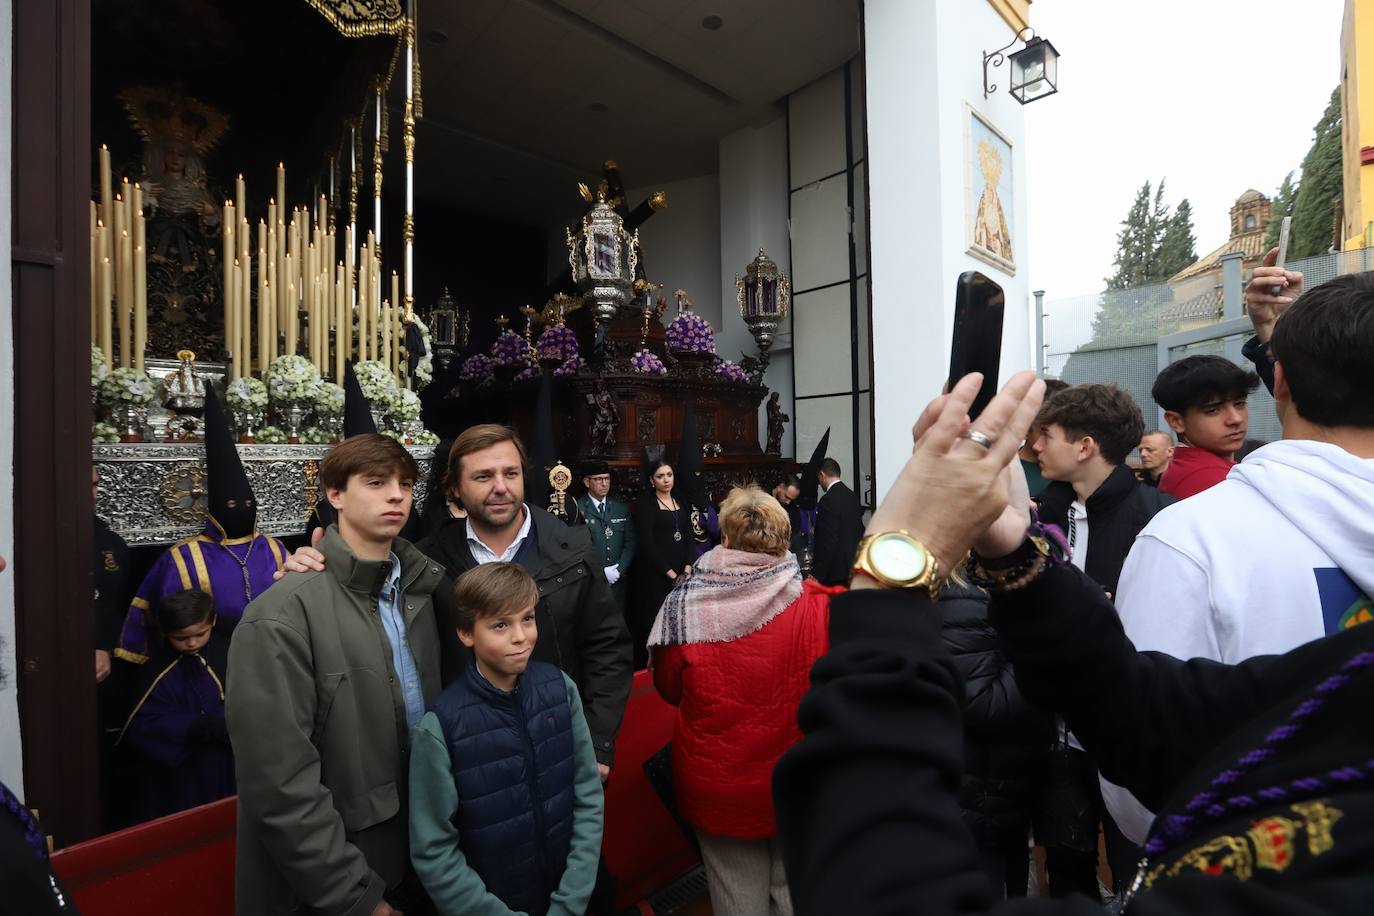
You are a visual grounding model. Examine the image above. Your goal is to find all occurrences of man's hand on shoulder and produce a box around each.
[274,542,327,580]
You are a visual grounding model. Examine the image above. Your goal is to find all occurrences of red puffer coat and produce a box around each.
[651,579,840,838]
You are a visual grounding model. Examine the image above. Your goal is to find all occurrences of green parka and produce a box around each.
[226,526,445,916]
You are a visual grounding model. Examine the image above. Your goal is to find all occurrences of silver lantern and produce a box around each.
[566,186,640,325]
[736,248,790,367]
[428,287,468,372]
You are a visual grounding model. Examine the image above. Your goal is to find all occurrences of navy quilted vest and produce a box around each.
[429,660,575,916]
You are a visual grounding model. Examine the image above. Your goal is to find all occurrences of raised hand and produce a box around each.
[1244,246,1304,343]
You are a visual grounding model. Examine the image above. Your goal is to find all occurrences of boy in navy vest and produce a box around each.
[409,562,605,916]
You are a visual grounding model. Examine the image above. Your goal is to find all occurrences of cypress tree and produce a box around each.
[1289,88,1343,258]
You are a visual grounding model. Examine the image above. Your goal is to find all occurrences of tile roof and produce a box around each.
[1169,229,1269,283]
[1159,287,1223,323]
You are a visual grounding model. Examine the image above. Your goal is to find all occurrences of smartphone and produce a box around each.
[1271,216,1292,296]
[947,271,1006,420]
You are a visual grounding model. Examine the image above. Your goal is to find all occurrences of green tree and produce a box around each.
[1290,88,1343,258]
[1105,181,1159,290]
[1156,198,1197,279]
[1262,172,1299,251]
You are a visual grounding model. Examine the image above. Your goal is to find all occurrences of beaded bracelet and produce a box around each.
[966,520,1069,592]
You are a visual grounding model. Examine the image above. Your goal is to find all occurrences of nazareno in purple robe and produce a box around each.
[114,517,285,664]
[117,632,235,823]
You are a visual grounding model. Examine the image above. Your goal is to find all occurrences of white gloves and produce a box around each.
[603,565,621,585]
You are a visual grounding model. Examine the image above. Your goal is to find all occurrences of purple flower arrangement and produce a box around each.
[553,356,584,377]
[460,353,495,386]
[665,312,717,354]
[490,330,531,367]
[630,348,667,375]
[716,359,748,383]
[537,324,580,363]
[514,365,541,382]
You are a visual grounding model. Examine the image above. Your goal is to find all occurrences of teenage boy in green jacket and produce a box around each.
[227,434,445,916]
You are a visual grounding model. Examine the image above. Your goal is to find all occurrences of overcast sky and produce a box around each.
[1025,0,1345,301]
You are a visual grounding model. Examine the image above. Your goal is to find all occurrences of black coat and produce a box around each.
[812,481,865,586]
[939,582,1053,848]
[774,561,1374,914]
[418,506,633,766]
[1035,464,1174,596]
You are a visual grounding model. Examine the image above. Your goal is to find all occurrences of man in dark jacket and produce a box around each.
[1032,384,1174,597]
[812,459,865,586]
[1030,383,1174,895]
[281,424,633,780]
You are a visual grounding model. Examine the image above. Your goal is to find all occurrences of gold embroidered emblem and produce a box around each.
[1290,800,1344,856]
[1246,816,1297,872]
[1145,836,1253,888]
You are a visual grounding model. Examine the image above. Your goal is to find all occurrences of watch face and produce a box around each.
[870,533,927,583]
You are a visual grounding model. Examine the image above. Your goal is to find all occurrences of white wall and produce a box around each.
[625,174,722,332]
[718,114,793,455]
[0,0,22,795]
[865,0,1033,498]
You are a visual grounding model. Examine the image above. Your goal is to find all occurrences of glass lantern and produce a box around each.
[735,247,791,365]
[566,185,640,325]
[1008,37,1060,104]
[428,287,468,371]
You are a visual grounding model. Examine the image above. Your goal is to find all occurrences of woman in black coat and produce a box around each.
[628,460,694,669]
[940,579,1053,898]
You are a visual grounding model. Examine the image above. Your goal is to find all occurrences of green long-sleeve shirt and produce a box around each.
[408,673,605,916]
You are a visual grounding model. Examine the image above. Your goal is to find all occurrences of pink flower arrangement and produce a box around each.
[460,353,495,386]
[630,348,667,375]
[665,312,716,354]
[490,330,531,367]
[553,356,584,377]
[716,359,748,383]
[537,324,580,362]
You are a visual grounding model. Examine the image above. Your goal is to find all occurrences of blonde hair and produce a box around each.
[718,485,791,557]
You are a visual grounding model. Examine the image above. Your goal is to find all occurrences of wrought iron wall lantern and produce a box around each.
[983,28,1060,104]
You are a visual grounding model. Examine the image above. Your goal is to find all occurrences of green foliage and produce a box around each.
[1290,88,1343,259]
[1157,199,1198,279]
[1104,182,1159,291]
[1262,172,1298,251]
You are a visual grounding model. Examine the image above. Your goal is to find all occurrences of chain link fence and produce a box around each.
[1041,247,1374,446]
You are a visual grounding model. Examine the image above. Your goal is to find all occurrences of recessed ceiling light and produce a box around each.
[587,102,608,113]
[425,29,449,46]
[701,15,724,30]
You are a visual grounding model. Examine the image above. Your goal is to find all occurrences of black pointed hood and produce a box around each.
[678,399,708,507]
[343,361,377,438]
[204,386,257,538]
[799,427,831,509]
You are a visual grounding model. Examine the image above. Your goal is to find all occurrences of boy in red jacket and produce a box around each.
[1151,355,1260,498]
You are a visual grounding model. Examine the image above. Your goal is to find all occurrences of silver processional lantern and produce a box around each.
[428,287,468,372]
[566,185,640,326]
[736,247,790,369]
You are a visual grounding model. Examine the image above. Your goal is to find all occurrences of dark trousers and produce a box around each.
[977,843,1031,899]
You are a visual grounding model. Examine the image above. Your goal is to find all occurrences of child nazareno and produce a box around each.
[410,561,605,916]
[118,589,235,823]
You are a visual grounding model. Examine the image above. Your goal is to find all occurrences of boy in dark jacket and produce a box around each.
[409,562,604,916]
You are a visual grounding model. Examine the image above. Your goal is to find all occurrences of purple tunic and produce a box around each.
[114,519,285,664]
[691,502,721,561]
[118,638,235,823]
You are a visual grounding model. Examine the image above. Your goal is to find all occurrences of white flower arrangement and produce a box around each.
[313,382,346,418]
[301,426,333,445]
[415,429,440,446]
[98,367,158,407]
[255,425,287,444]
[378,429,405,443]
[354,359,400,404]
[265,355,322,404]
[225,377,269,413]
[91,346,109,385]
[389,388,422,425]
[92,422,120,444]
[414,355,434,390]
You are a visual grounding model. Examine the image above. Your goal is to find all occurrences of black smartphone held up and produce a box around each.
[946,271,1006,420]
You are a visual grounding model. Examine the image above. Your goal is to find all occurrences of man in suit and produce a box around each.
[811,457,865,586]
[576,458,637,612]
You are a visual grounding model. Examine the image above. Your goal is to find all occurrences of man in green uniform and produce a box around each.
[575,459,636,613]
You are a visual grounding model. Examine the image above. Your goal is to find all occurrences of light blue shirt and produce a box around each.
[378,552,425,729]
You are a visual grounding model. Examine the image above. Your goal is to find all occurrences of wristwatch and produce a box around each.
[851,530,942,598]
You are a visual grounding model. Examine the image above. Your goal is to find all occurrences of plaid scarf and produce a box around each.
[647,546,803,647]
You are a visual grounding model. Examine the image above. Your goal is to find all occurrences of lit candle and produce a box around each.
[118,228,132,368]
[133,192,146,372]
[236,174,246,220]
[381,301,391,372]
[286,276,297,355]
[345,226,356,359]
[100,255,113,369]
[267,222,278,357]
[357,242,369,361]
[276,163,286,227]
[90,202,98,344]
[335,261,346,381]
[223,203,235,357]
[258,220,269,373]
[229,259,241,378]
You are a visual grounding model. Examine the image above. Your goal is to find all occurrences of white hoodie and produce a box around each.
[1102,439,1374,842]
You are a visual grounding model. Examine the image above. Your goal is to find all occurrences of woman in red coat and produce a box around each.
[649,485,840,916]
